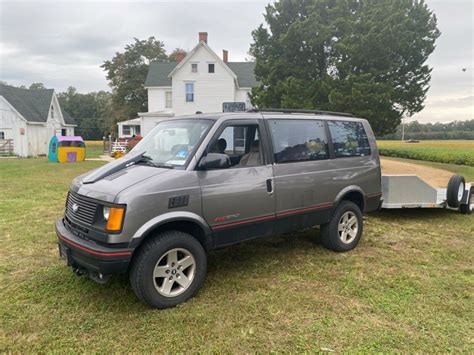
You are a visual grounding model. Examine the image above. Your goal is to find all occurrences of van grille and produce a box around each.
[65,191,98,226]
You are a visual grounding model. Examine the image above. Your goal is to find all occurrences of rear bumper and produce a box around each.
[55,219,132,274]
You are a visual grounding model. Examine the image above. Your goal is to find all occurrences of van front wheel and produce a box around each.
[320,201,363,252]
[130,230,207,308]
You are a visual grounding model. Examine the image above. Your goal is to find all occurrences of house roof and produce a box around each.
[226,62,259,88]
[0,83,76,125]
[56,135,84,142]
[145,62,177,87]
[144,59,259,89]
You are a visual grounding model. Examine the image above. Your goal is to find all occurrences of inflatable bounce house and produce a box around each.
[48,136,86,163]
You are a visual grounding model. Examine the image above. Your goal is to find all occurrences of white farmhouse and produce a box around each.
[0,83,76,157]
[118,32,259,138]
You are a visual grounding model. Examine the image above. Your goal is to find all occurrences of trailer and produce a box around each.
[381,174,473,214]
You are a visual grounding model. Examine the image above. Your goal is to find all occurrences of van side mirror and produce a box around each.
[199,153,231,170]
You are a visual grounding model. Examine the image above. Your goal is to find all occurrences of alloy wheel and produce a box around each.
[153,248,196,297]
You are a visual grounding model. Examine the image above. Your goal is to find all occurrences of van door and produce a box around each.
[267,118,334,233]
[198,120,275,248]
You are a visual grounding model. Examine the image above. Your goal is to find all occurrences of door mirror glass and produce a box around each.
[199,153,231,170]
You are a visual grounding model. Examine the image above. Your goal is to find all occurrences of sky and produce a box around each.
[0,0,472,123]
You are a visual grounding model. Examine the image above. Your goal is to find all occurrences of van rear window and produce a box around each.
[328,121,371,158]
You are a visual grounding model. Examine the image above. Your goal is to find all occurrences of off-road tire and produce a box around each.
[320,201,363,252]
[447,175,465,208]
[130,230,207,309]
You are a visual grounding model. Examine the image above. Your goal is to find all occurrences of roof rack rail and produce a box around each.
[247,108,354,118]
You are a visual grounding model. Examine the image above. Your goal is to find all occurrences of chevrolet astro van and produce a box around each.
[56,109,382,308]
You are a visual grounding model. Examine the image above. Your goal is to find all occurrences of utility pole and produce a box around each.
[401,116,406,142]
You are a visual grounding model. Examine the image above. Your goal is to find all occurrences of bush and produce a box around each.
[379,145,474,166]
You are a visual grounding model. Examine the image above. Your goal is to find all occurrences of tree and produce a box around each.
[58,87,113,139]
[101,37,168,121]
[250,0,440,135]
[168,48,188,61]
[29,82,45,90]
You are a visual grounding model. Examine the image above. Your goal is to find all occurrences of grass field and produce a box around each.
[378,140,474,166]
[84,140,105,159]
[1,157,473,352]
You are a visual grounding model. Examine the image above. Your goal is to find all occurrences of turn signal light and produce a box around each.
[106,207,125,232]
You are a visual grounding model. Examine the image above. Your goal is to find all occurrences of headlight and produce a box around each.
[103,206,110,221]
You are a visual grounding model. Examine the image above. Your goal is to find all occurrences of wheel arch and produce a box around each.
[128,212,213,251]
[334,186,366,213]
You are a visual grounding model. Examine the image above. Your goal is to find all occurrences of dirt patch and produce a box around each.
[380,157,454,188]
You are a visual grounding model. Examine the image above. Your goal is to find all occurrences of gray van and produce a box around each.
[56,110,382,308]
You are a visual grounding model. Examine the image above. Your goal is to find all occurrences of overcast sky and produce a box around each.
[0,0,472,123]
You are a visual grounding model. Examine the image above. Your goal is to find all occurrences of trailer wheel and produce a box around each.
[447,175,465,208]
[460,188,473,215]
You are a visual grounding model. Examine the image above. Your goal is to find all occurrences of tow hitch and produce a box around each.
[72,265,112,284]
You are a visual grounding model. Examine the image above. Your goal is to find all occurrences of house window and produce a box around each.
[185,82,194,102]
[191,63,198,73]
[51,105,54,118]
[165,91,172,108]
[61,129,67,136]
[208,63,215,73]
[122,125,131,136]
[134,125,141,135]
[0,131,4,139]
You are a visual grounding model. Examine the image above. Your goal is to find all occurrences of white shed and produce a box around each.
[0,84,76,157]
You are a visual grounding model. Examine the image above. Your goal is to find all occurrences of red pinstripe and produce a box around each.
[58,236,132,257]
[211,202,333,231]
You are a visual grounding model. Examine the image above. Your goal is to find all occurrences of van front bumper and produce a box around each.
[55,219,133,275]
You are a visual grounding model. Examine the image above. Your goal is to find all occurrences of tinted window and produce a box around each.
[269,120,329,163]
[328,121,371,157]
[208,124,262,168]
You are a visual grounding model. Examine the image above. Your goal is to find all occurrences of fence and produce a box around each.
[0,139,13,156]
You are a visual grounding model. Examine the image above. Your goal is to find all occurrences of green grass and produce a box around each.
[84,140,105,159]
[378,140,474,166]
[1,157,473,352]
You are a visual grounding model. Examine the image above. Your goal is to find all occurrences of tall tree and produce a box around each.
[58,87,113,139]
[101,37,168,121]
[250,0,440,135]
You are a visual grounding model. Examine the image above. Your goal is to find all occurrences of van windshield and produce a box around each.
[131,119,213,167]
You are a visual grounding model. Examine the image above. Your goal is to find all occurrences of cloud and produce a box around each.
[0,0,472,123]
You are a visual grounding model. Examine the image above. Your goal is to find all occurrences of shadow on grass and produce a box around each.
[368,207,465,221]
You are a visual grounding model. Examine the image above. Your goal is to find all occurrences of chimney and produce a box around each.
[175,51,186,63]
[199,32,208,44]
[223,49,228,63]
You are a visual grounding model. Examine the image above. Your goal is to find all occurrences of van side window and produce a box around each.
[208,124,263,168]
[328,121,371,157]
[269,120,329,163]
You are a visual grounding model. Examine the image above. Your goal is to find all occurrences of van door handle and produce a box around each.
[266,179,273,195]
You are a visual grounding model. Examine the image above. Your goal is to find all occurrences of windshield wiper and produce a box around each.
[140,155,175,169]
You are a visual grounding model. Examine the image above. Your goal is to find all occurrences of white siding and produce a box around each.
[0,93,75,157]
[26,123,49,156]
[0,96,28,156]
[148,87,171,112]
[235,89,252,108]
[171,46,235,116]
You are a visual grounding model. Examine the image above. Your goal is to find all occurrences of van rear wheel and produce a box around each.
[320,201,363,252]
[130,230,207,308]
